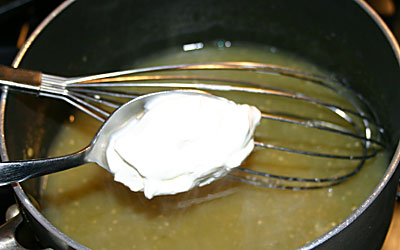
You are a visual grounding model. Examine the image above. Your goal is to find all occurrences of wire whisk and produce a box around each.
[0,62,386,190]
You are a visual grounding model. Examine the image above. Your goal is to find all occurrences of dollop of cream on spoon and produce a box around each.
[105,91,261,199]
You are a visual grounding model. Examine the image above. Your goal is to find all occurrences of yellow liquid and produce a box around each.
[39,43,388,250]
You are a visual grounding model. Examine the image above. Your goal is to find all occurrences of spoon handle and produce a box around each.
[0,148,89,186]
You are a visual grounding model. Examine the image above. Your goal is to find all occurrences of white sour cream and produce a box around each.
[105,91,261,199]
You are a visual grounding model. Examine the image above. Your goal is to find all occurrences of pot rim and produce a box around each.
[0,0,399,249]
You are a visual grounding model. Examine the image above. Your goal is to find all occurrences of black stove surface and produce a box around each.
[0,0,399,249]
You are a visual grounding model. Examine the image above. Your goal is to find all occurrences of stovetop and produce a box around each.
[0,0,399,249]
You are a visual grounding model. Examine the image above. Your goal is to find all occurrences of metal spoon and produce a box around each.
[0,90,207,186]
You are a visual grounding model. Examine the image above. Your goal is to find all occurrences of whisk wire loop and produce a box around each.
[1,62,386,190]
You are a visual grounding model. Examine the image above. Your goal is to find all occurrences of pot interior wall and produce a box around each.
[3,0,400,249]
[10,0,400,148]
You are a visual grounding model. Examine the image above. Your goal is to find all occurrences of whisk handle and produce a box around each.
[0,65,42,89]
[0,148,88,187]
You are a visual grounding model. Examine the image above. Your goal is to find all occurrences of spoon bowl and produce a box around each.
[0,89,209,186]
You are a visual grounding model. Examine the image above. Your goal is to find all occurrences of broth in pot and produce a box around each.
[39,43,388,250]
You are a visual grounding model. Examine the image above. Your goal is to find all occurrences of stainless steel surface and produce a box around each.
[0,205,25,250]
[0,146,88,186]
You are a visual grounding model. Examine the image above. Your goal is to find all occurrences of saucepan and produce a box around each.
[0,0,400,249]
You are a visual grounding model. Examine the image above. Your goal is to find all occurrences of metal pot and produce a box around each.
[1,0,400,249]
